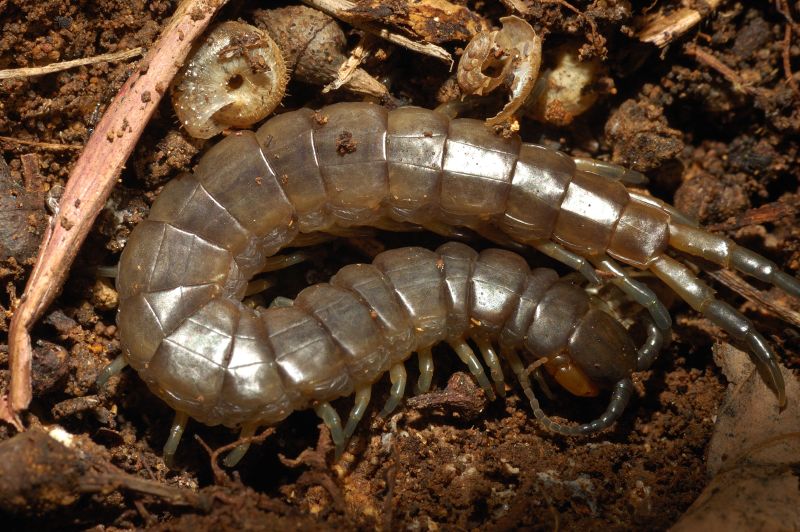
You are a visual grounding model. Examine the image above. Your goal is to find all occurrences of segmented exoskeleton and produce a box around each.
[115,240,662,465]
[110,102,799,464]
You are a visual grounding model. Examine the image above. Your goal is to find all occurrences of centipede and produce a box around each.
[106,102,799,465]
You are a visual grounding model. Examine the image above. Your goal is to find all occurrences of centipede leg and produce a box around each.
[370,218,426,233]
[286,231,337,248]
[729,247,800,297]
[96,354,128,387]
[473,335,506,398]
[222,422,258,467]
[322,226,380,239]
[244,278,274,297]
[449,339,496,400]
[669,223,800,298]
[650,254,786,406]
[628,192,699,227]
[314,401,346,459]
[379,363,408,417]
[472,224,528,252]
[95,264,119,278]
[268,296,294,308]
[343,385,372,441]
[433,96,485,119]
[163,410,189,467]
[590,256,672,331]
[285,227,382,250]
[573,157,648,185]
[259,250,312,273]
[422,219,474,240]
[417,348,434,393]
[532,240,601,285]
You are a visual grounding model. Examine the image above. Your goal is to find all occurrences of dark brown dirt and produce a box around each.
[1,0,799,530]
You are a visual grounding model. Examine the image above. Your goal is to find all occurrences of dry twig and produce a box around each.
[0,135,82,151]
[545,0,599,40]
[638,0,723,47]
[194,428,276,485]
[775,0,800,99]
[0,427,212,513]
[705,268,800,330]
[302,0,453,66]
[706,201,796,232]
[323,33,373,93]
[684,42,760,96]
[2,0,230,430]
[781,25,800,99]
[0,47,144,81]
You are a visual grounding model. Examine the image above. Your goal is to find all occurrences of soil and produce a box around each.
[1,0,799,530]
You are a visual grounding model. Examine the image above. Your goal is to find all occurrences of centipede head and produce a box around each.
[538,308,638,398]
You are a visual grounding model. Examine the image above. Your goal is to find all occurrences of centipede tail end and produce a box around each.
[703,300,786,408]
[650,255,787,407]
[669,222,800,299]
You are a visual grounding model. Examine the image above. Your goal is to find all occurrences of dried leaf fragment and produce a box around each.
[346,0,488,44]
[672,344,800,530]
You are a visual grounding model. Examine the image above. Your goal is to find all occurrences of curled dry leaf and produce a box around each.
[456,16,542,126]
[0,156,46,264]
[172,21,288,139]
[253,5,389,99]
[456,19,611,128]
[672,344,800,531]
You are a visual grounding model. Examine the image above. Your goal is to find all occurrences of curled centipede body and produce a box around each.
[116,240,659,465]
[111,101,799,464]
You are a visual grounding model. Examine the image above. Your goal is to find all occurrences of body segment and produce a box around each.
[251,103,669,262]
[114,101,799,461]
[119,239,647,458]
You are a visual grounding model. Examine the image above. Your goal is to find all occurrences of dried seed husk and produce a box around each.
[456,16,543,126]
[172,21,288,139]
